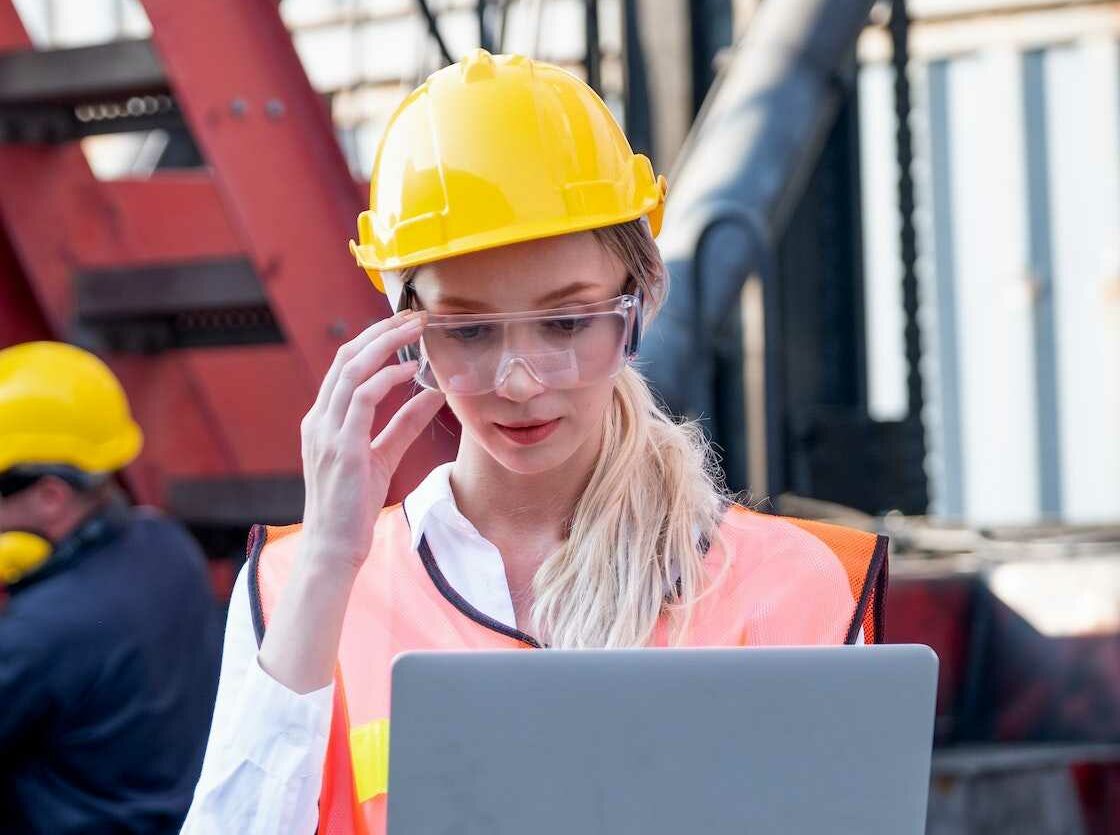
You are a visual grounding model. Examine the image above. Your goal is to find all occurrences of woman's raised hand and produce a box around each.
[299,310,445,573]
[259,310,445,694]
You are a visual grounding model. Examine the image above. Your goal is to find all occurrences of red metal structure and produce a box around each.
[0,0,457,544]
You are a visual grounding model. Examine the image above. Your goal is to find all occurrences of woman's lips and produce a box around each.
[494,419,561,445]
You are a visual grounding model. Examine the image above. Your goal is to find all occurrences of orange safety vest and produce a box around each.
[249,503,887,835]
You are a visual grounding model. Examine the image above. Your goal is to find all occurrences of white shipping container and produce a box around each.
[859,9,1120,525]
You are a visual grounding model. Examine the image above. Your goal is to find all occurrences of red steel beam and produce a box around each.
[138,0,457,499]
[178,346,306,473]
[109,354,233,503]
[0,163,245,294]
[0,3,261,503]
[137,0,379,379]
[78,174,243,269]
[0,142,89,324]
[0,229,50,346]
[0,0,454,510]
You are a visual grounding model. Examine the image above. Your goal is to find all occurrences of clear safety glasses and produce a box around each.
[399,294,642,396]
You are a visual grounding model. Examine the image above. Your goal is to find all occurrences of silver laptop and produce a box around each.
[387,645,937,834]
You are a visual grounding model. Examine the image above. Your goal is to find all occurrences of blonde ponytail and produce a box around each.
[530,221,727,648]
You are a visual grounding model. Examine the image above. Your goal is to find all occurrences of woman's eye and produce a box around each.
[544,317,592,335]
[444,324,494,342]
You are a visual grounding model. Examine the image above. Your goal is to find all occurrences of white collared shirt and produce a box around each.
[180,464,516,835]
[401,463,518,628]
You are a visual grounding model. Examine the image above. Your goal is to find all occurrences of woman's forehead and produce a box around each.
[409,232,625,312]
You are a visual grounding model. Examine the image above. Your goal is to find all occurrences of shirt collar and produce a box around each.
[403,464,709,575]
[403,462,472,551]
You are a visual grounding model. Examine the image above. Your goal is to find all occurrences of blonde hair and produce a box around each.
[531,221,727,648]
[401,220,727,648]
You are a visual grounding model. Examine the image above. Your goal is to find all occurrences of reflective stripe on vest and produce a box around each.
[248,503,888,835]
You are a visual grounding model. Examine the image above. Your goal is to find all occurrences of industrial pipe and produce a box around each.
[643,0,876,420]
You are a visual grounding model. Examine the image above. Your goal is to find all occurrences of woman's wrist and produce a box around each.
[259,575,351,693]
[296,544,364,586]
[256,540,365,694]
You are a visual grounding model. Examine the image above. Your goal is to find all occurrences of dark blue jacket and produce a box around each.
[0,504,222,834]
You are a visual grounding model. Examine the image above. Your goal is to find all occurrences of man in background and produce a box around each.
[0,341,222,834]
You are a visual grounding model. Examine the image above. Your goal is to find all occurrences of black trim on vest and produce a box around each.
[416,533,542,648]
[871,534,889,642]
[844,533,889,645]
[246,524,268,648]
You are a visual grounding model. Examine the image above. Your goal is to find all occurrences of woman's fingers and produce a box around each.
[339,360,421,441]
[310,310,418,419]
[323,314,424,428]
[369,389,447,478]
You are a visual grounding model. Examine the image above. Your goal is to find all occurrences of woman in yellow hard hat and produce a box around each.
[183,51,886,835]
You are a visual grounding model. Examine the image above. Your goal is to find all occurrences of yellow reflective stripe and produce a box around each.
[349,718,391,802]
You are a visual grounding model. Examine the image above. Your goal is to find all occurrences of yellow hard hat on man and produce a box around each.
[0,341,143,476]
[349,49,668,291]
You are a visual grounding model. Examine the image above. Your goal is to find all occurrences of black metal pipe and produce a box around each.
[584,0,601,95]
[621,0,653,160]
[643,0,875,417]
[414,0,455,65]
[496,0,511,51]
[478,0,490,52]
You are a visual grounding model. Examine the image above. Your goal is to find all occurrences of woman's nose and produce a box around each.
[494,358,545,402]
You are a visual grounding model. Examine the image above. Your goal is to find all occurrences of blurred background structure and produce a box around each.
[0,0,1117,831]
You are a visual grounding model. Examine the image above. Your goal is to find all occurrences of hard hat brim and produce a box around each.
[350,178,667,288]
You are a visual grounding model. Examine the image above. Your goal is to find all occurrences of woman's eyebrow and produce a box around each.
[428,294,496,313]
[430,281,607,313]
[533,282,605,307]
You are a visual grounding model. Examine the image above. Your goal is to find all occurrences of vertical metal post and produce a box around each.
[584,0,601,95]
[621,0,653,159]
[890,0,925,426]
[496,0,511,51]
[478,0,490,52]
[759,248,786,500]
[688,0,733,116]
[890,0,929,511]
[927,60,964,518]
[1022,50,1062,518]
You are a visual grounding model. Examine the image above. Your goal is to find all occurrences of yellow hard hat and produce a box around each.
[0,342,143,475]
[349,49,668,292]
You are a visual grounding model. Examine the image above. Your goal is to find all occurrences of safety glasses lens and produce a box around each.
[401,296,637,396]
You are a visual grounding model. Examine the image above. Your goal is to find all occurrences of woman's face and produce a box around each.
[400,232,628,477]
